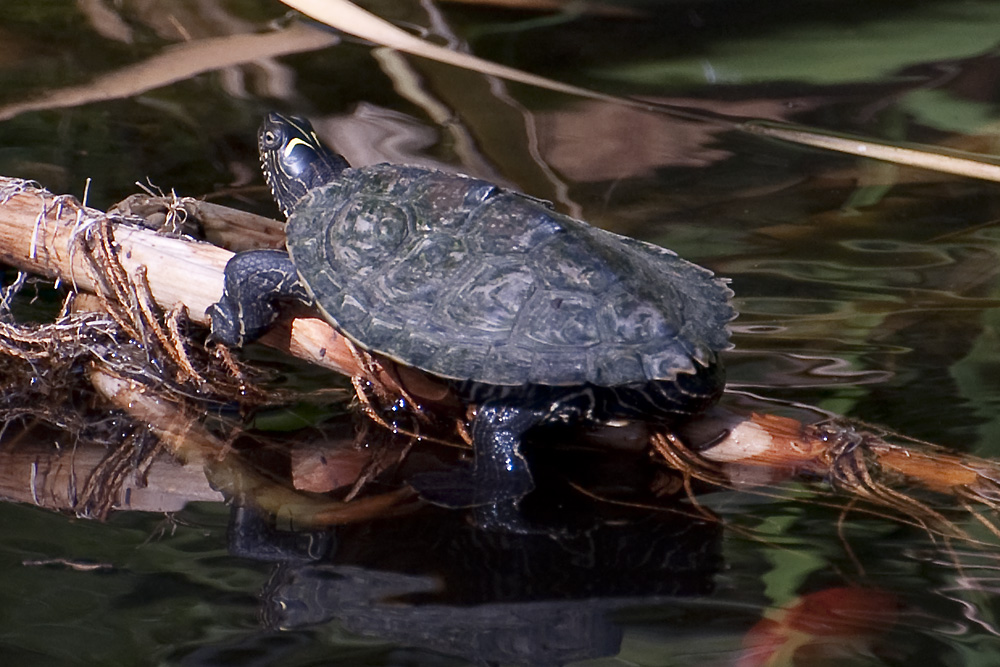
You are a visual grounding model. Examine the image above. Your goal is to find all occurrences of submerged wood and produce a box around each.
[688,409,983,493]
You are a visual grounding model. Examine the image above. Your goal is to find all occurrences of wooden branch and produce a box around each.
[0,177,361,377]
[111,194,287,252]
[686,408,990,500]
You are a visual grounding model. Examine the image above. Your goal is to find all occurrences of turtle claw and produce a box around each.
[206,297,243,347]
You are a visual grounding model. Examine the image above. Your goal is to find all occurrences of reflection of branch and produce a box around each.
[90,366,416,527]
[77,0,134,44]
[0,23,337,121]
[0,428,222,514]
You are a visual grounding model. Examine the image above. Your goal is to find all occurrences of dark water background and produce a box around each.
[2,1,1000,665]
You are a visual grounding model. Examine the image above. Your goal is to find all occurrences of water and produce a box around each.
[1,1,1000,664]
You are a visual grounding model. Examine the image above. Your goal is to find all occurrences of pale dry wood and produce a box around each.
[0,177,360,377]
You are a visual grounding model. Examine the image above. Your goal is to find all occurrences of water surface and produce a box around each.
[1,1,1000,665]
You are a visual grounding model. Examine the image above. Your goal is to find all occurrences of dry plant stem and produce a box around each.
[962,499,1000,539]
[285,0,1000,184]
[213,342,247,379]
[340,337,471,449]
[652,431,726,484]
[828,443,965,540]
[165,303,207,385]
[0,23,338,121]
[649,432,722,520]
[344,336,414,408]
[741,123,1000,184]
[350,374,400,434]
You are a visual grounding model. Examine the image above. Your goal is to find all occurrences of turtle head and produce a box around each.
[258,112,351,217]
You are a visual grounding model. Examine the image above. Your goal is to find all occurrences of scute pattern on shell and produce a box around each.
[286,164,734,387]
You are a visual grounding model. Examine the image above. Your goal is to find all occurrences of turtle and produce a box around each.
[208,112,735,523]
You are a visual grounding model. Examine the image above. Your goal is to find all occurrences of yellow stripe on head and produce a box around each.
[283,137,315,158]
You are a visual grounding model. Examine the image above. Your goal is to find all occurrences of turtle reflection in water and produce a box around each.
[208,113,734,525]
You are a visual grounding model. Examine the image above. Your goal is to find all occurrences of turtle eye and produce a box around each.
[262,129,281,149]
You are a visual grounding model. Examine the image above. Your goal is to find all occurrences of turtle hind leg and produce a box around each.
[469,401,541,500]
[207,249,310,346]
[411,400,544,530]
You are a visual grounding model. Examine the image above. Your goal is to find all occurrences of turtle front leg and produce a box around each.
[207,249,311,347]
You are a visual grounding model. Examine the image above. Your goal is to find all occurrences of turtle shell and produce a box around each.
[285,164,734,388]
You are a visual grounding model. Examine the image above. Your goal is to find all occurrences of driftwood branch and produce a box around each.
[0,177,361,377]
